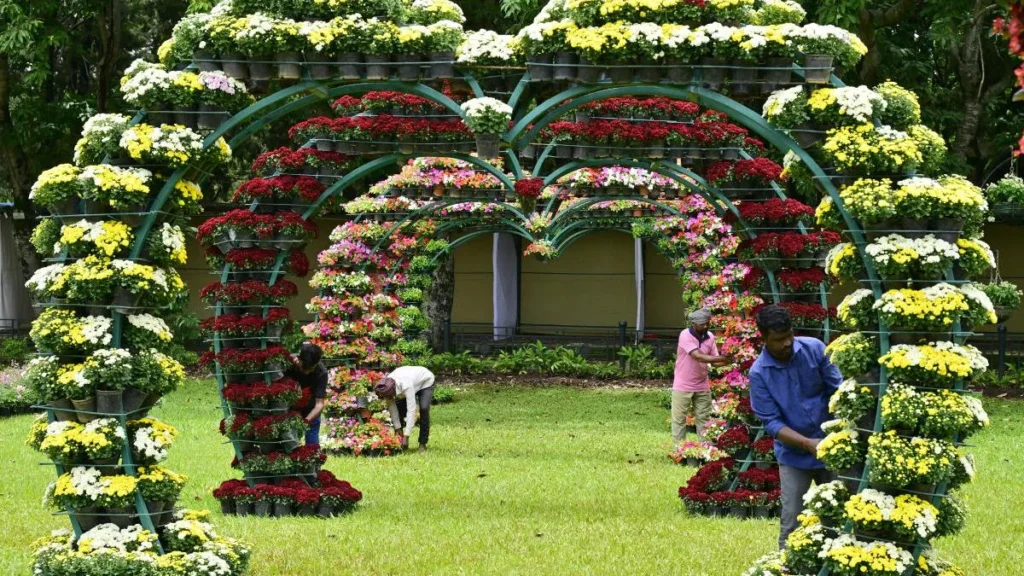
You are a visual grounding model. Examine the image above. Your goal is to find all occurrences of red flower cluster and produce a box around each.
[200,280,298,305]
[212,470,363,508]
[251,147,350,175]
[751,436,776,456]
[223,378,301,406]
[223,248,278,271]
[198,210,319,245]
[706,158,785,186]
[680,457,736,495]
[246,412,305,440]
[201,345,292,372]
[514,177,544,198]
[289,443,329,466]
[777,268,828,292]
[742,231,841,258]
[289,115,472,145]
[200,310,291,336]
[578,97,700,121]
[543,118,751,147]
[730,198,815,226]
[715,426,751,454]
[752,302,835,326]
[738,467,781,491]
[356,91,450,114]
[233,175,326,204]
[289,251,310,277]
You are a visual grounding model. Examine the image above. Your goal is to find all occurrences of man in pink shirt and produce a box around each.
[672,308,732,441]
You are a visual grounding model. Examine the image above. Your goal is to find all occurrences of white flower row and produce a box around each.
[461,97,513,119]
[127,313,173,340]
[457,30,517,64]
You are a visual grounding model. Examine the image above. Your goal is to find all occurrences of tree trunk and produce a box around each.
[949,0,1007,165]
[0,56,41,281]
[96,1,124,113]
[425,251,455,352]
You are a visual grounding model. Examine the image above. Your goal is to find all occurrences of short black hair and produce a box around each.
[298,343,323,368]
[756,305,793,336]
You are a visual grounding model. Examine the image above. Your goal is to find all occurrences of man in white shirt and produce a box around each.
[374,366,436,452]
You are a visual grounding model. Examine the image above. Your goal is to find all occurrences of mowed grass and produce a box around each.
[1,380,1022,576]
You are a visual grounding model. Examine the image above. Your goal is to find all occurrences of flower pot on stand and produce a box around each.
[297,504,316,517]
[754,506,771,520]
[791,123,823,149]
[929,218,963,242]
[427,52,455,79]
[253,501,271,517]
[729,59,757,95]
[576,59,600,83]
[249,57,274,81]
[552,51,577,81]
[664,60,694,84]
[49,399,77,422]
[761,57,794,94]
[336,52,363,79]
[147,103,175,126]
[74,507,104,532]
[363,54,390,80]
[95,389,124,416]
[638,65,660,83]
[317,502,334,517]
[71,397,97,423]
[609,65,632,84]
[802,54,834,84]
[526,54,553,82]
[107,507,135,529]
[699,57,728,90]
[174,106,198,130]
[275,52,303,80]
[145,500,166,523]
[476,134,500,159]
[685,457,699,467]
[112,288,140,314]
[121,387,147,415]
[198,103,229,131]
[273,502,294,517]
[194,50,220,72]
[222,52,248,79]
[900,217,929,239]
[729,505,749,519]
[396,54,422,81]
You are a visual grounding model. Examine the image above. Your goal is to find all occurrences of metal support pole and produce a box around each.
[618,321,628,370]
[444,319,451,353]
[999,324,1008,375]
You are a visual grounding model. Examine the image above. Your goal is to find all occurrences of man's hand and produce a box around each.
[804,437,821,454]
[710,354,734,367]
[400,436,409,450]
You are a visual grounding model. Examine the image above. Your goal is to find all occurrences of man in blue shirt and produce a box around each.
[749,305,842,548]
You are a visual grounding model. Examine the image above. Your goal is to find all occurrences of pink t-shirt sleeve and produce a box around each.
[678,330,699,355]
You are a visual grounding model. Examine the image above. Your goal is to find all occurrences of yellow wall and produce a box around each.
[450,234,493,326]
[520,230,638,328]
[644,242,686,329]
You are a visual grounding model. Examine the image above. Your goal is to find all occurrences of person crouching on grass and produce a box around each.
[748,305,842,549]
[286,343,328,445]
[373,366,436,452]
[672,308,734,442]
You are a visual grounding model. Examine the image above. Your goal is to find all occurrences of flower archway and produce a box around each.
[20,0,1001,574]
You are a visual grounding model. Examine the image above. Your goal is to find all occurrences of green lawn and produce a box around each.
[1,380,1022,576]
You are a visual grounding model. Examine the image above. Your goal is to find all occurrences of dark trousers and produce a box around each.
[396,386,434,445]
[779,465,833,549]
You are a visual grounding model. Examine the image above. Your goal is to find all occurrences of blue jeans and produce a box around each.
[304,417,321,445]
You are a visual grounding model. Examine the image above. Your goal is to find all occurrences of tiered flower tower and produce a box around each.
[305,213,444,455]
[196,111,367,518]
[743,82,993,576]
[22,93,250,571]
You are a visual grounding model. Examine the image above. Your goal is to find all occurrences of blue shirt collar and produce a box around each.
[757,337,805,369]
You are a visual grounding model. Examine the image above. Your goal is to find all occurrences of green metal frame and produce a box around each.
[177,71,919,572]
